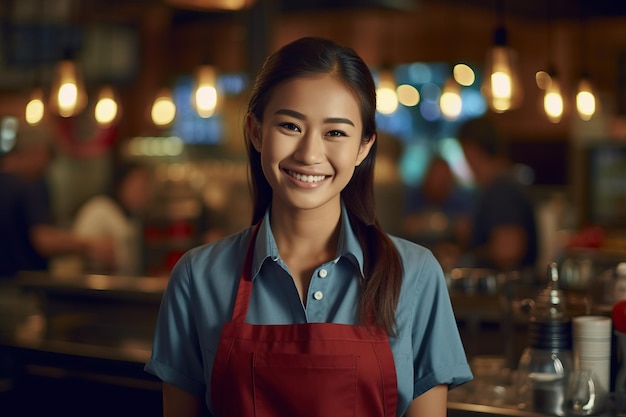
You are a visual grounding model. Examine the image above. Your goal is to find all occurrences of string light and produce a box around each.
[49,57,87,118]
[151,88,176,127]
[576,76,596,121]
[25,88,45,126]
[192,65,218,118]
[543,70,564,123]
[376,68,399,115]
[482,1,523,113]
[94,85,120,126]
[440,77,462,120]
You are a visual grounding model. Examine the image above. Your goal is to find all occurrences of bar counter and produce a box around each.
[0,271,612,416]
[0,272,165,416]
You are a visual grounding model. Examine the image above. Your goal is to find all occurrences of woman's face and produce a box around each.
[248,74,374,217]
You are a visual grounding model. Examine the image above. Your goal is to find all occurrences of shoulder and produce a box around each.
[388,234,443,278]
[77,195,120,216]
[162,226,255,316]
[388,234,437,262]
[73,195,125,231]
[174,226,255,283]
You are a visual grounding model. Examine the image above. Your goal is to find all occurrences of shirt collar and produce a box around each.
[250,203,366,281]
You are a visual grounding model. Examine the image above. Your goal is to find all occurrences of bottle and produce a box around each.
[515,262,573,415]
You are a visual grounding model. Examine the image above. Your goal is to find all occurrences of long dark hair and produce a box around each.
[245,37,402,335]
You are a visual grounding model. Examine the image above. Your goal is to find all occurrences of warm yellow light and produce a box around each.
[376,69,398,115]
[440,78,462,120]
[483,45,522,113]
[50,59,87,117]
[453,64,475,86]
[377,88,398,114]
[544,77,564,123]
[151,89,176,127]
[397,84,420,107]
[94,85,120,126]
[576,78,596,121]
[58,83,78,116]
[192,65,218,118]
[491,72,512,100]
[25,89,45,126]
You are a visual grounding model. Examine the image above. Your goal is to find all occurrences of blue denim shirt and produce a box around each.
[145,206,473,416]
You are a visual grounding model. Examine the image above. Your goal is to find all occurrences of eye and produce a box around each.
[278,122,300,132]
[327,130,347,137]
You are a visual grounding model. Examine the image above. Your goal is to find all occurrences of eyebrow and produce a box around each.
[274,109,355,127]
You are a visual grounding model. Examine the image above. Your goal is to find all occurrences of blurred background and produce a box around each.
[1,0,626,415]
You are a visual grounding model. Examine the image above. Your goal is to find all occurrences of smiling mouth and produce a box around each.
[286,169,327,183]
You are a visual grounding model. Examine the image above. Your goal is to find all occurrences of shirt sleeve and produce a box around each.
[144,253,206,398]
[409,251,473,397]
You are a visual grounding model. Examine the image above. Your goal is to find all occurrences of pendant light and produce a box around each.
[482,0,523,113]
[575,6,597,121]
[25,87,45,126]
[151,88,176,127]
[49,49,87,118]
[376,67,399,115]
[440,76,462,120]
[192,64,218,118]
[576,75,596,121]
[92,26,121,127]
[375,15,398,115]
[95,85,121,126]
[541,0,564,123]
[25,0,46,126]
[544,69,564,123]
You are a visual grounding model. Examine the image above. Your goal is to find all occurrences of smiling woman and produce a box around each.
[145,37,473,417]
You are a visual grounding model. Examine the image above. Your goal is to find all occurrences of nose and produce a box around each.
[293,131,324,165]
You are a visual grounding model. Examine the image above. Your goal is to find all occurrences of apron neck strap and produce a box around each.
[231,221,262,323]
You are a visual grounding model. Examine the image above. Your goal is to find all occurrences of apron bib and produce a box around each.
[210,222,398,417]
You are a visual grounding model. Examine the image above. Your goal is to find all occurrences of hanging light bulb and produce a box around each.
[49,53,87,118]
[151,88,176,127]
[482,26,523,113]
[576,74,596,121]
[25,87,45,126]
[440,77,462,120]
[543,70,564,123]
[94,85,120,126]
[192,64,218,118]
[376,68,398,115]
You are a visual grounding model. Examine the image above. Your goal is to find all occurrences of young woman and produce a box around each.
[145,37,472,417]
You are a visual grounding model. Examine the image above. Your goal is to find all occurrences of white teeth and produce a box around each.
[287,170,326,183]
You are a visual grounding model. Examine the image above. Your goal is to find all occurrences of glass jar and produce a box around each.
[515,262,573,415]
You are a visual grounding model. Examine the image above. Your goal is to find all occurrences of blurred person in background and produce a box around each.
[0,138,114,279]
[457,116,538,273]
[402,155,474,271]
[72,161,155,276]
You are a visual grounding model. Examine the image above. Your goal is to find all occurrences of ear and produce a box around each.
[246,113,262,152]
[355,133,376,166]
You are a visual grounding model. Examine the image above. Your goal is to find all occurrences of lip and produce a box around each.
[283,168,329,188]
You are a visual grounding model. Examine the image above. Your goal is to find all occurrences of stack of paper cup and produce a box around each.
[572,315,612,392]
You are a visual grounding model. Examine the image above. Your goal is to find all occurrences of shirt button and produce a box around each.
[313,291,324,300]
[318,269,328,278]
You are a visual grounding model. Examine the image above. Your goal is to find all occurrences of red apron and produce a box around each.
[210,223,399,417]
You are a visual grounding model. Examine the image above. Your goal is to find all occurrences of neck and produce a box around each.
[269,202,341,263]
